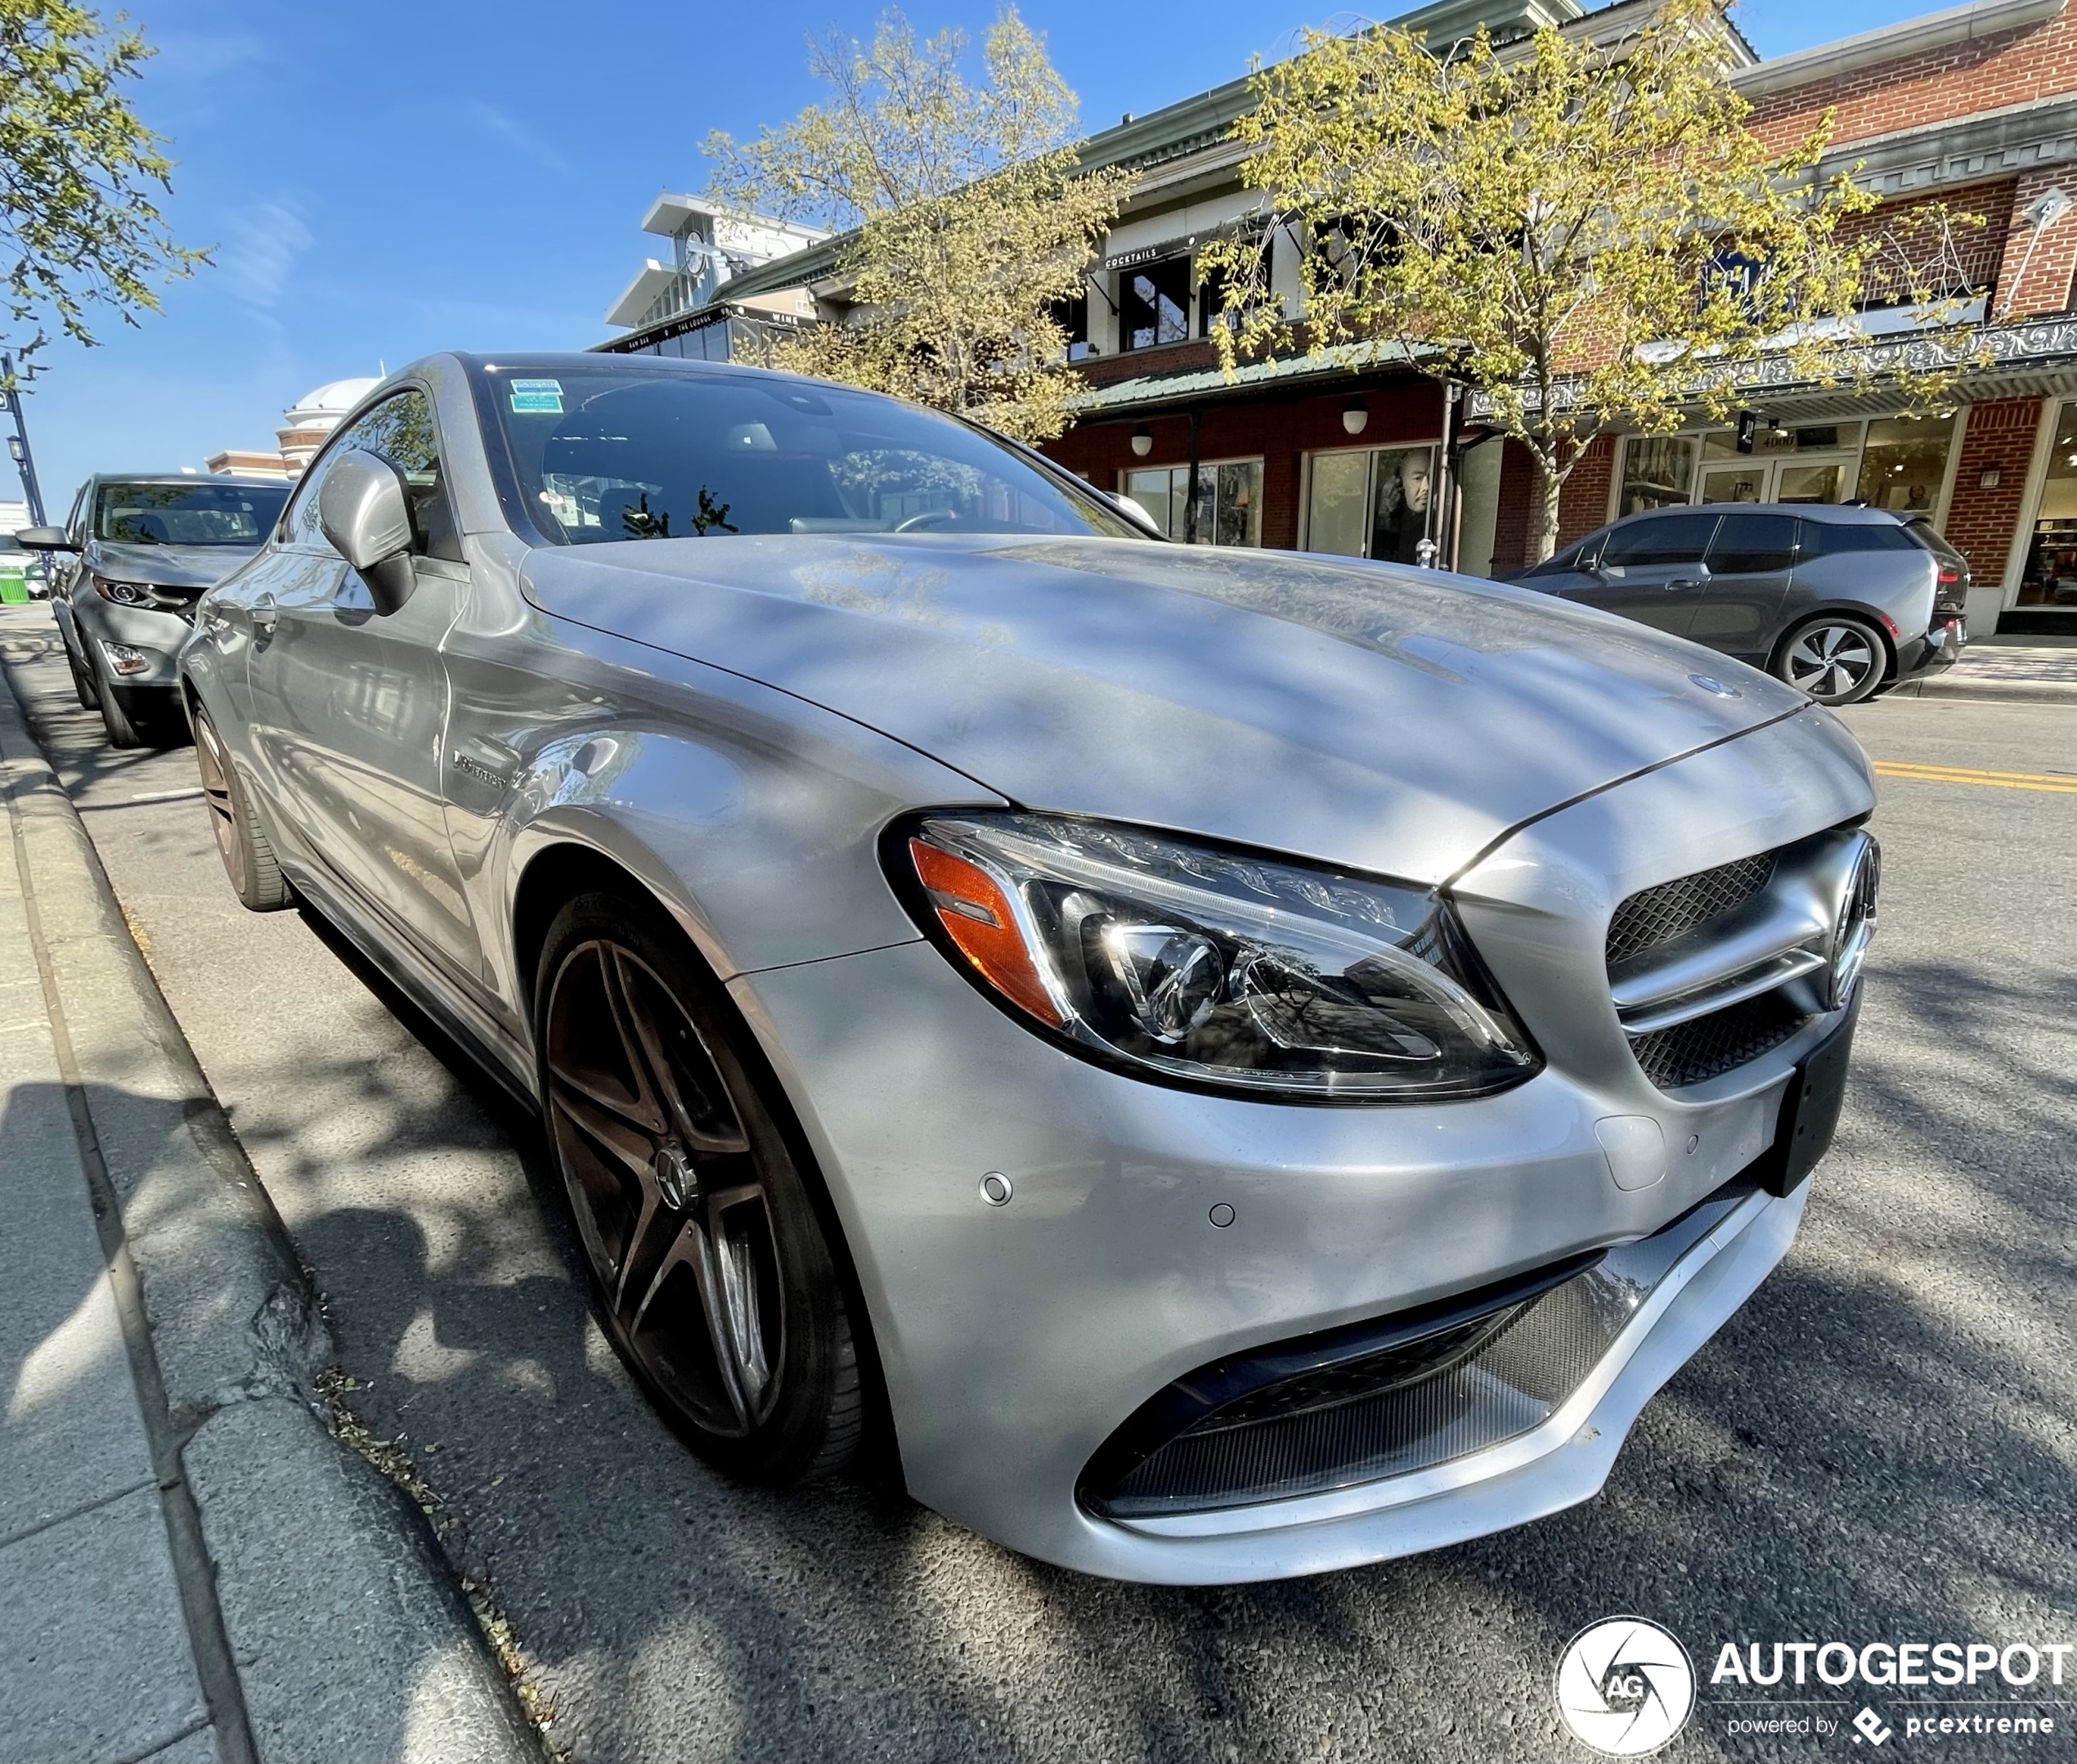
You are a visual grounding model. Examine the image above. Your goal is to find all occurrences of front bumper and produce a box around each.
[729,709,1872,1582]
[76,598,191,689]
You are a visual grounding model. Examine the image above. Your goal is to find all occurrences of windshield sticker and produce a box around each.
[509,379,563,414]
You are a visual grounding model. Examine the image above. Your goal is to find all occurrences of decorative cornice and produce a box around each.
[1462,315,2077,416]
[1730,0,2066,97]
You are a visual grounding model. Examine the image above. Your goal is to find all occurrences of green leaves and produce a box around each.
[707,7,1127,442]
[1199,0,1960,557]
[0,0,205,360]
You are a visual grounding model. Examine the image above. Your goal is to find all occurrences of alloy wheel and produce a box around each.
[544,939,787,1439]
[1783,620,1881,705]
[194,716,242,876]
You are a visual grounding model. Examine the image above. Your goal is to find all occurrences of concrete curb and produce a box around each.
[1886,673,2077,702]
[0,661,541,1764]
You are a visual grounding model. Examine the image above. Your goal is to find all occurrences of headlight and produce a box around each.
[895,812,1541,1102]
[95,577,191,611]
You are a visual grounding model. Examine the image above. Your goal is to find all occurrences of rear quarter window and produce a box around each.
[1797,520,1918,557]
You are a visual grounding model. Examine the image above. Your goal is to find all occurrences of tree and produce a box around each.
[1,0,204,363]
[1197,0,1976,560]
[706,8,1129,442]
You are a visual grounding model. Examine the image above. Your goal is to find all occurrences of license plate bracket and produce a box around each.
[1759,990,1861,1197]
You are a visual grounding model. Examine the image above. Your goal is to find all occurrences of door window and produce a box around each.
[1776,461,1850,505]
[1698,465,1767,505]
[1705,513,1797,574]
[285,389,463,560]
[1599,512,1720,571]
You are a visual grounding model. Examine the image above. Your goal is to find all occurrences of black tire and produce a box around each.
[535,891,864,1485]
[91,645,143,747]
[1773,614,1889,708]
[193,706,292,910]
[67,643,96,709]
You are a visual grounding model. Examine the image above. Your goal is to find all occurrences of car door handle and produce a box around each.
[253,593,279,631]
[1664,577,1703,590]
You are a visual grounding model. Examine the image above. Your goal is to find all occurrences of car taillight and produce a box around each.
[1937,566,1960,589]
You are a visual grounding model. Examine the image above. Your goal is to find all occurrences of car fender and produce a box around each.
[456,685,1003,1043]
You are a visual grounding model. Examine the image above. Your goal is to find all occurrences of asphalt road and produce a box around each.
[5,603,2072,1763]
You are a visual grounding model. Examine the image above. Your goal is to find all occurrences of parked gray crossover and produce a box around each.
[1514,500,1969,705]
[19,472,290,747]
[177,353,1880,1582]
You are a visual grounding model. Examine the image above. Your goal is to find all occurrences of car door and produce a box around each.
[1559,509,1721,637]
[245,388,483,989]
[1689,510,1798,664]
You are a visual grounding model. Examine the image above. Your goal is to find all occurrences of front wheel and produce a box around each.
[1774,616,1888,707]
[536,891,864,1484]
[193,706,291,909]
[91,646,143,747]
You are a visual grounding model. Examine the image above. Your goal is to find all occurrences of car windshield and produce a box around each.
[487,366,1144,545]
[93,481,289,547]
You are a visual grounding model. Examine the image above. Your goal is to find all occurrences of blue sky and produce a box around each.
[14,0,1935,509]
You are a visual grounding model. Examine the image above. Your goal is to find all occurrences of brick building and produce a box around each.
[601,0,2077,634]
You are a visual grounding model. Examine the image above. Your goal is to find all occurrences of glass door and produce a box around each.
[1696,456,1853,505]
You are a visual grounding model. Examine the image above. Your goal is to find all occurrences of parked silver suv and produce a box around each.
[1514,502,1968,706]
[19,473,290,747]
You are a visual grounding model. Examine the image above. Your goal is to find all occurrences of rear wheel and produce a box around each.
[1774,615,1887,708]
[536,891,864,1484]
[193,706,291,909]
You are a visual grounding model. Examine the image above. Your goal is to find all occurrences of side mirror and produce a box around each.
[317,448,417,616]
[15,527,76,553]
[1102,490,1167,540]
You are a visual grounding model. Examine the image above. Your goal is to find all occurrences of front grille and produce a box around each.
[1629,990,1807,1089]
[1605,852,1775,967]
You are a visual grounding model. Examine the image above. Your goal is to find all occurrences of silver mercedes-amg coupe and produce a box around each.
[178,352,1878,1583]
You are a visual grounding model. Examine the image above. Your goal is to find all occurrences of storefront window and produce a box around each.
[1303,447,1437,562]
[1121,257,1191,351]
[1855,415,1955,513]
[1124,460,1263,545]
[2019,402,2077,608]
[1618,437,1694,514]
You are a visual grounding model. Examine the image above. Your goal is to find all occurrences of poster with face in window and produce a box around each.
[1370,449,1433,563]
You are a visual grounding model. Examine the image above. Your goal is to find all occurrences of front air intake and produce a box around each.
[1079,1187,1752,1520]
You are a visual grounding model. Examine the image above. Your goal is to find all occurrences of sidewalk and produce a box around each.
[1892,635,2077,702]
[0,647,537,1763]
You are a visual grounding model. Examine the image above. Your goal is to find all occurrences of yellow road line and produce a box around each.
[1872,761,2077,794]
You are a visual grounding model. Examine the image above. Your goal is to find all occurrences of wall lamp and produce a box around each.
[1130,424,1155,457]
[1343,397,1370,436]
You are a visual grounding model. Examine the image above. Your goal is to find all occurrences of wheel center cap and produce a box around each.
[653,1145,698,1211]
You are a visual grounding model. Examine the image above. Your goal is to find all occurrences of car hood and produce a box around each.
[85,541,257,590]
[521,535,1812,886]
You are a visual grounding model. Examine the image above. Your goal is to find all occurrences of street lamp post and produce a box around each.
[2,354,48,526]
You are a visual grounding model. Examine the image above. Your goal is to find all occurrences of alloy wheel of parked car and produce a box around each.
[1775,616,1887,707]
[193,707,291,910]
[536,892,864,1484]
[90,644,145,747]
[66,644,96,709]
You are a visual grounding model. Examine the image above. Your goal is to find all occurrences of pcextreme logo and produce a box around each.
[1555,1617,1698,1755]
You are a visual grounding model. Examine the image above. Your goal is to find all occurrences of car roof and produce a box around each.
[1624,501,1907,525]
[84,473,290,487]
